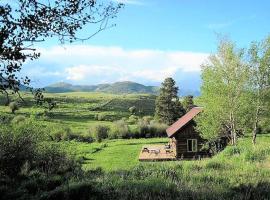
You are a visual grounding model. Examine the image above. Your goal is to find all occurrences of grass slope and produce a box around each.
[56,134,270,199]
[0,92,156,132]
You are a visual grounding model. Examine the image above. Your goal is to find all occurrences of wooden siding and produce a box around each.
[172,121,210,159]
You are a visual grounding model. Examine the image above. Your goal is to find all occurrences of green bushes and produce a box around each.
[111,120,130,139]
[35,143,77,175]
[50,127,94,143]
[91,125,110,142]
[9,101,19,114]
[0,120,43,176]
[11,115,26,124]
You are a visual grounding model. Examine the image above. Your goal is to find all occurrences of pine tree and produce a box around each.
[182,95,195,112]
[155,78,185,125]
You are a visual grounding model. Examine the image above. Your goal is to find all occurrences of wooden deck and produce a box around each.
[139,145,177,161]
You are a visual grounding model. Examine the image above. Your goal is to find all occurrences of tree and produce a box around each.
[155,77,185,125]
[248,36,270,144]
[9,101,19,114]
[129,106,137,115]
[0,0,123,104]
[182,95,195,112]
[196,39,250,145]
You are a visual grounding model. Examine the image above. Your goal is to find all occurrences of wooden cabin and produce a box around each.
[166,107,210,159]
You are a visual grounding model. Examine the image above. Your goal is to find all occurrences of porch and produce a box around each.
[138,145,176,161]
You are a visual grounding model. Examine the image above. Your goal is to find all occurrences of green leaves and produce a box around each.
[155,77,185,125]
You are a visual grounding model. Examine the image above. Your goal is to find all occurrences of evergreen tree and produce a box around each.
[182,95,195,112]
[155,78,185,125]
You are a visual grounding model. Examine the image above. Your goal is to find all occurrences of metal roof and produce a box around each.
[166,107,203,138]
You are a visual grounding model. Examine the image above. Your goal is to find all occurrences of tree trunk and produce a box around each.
[229,112,237,145]
[4,92,10,106]
[252,106,260,145]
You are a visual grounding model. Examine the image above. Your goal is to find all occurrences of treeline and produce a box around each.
[197,36,270,145]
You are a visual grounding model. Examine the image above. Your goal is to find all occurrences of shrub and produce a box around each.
[127,115,138,124]
[148,120,168,137]
[11,115,26,124]
[0,113,13,124]
[35,143,77,175]
[129,106,137,115]
[78,132,94,143]
[91,125,109,142]
[137,118,149,138]
[142,116,154,123]
[112,120,130,139]
[9,101,19,114]
[0,120,43,177]
[96,113,106,121]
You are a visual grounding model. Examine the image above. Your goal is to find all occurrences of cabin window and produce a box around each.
[187,139,197,152]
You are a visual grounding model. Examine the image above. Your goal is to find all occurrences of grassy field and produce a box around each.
[64,134,270,172]
[1,92,270,199]
[65,138,168,171]
[55,134,270,199]
[0,92,156,132]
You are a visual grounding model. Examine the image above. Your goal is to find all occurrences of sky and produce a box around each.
[21,0,270,94]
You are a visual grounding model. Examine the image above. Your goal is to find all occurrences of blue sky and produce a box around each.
[22,0,270,94]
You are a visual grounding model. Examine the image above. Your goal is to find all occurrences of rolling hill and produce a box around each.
[44,81,159,94]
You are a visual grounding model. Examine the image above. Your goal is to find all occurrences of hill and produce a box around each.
[44,81,159,94]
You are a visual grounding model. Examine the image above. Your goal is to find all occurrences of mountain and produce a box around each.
[44,81,159,94]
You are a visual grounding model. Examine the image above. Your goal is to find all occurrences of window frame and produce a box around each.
[187,139,197,152]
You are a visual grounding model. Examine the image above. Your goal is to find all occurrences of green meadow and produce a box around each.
[1,92,270,200]
[0,92,156,132]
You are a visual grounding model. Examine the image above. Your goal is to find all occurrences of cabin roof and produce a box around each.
[166,107,203,138]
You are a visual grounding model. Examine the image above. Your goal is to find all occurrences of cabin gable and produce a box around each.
[167,107,210,159]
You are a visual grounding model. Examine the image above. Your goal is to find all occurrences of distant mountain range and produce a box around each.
[44,81,160,94]
[44,81,200,96]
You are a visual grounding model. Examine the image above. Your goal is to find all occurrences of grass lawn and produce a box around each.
[63,134,270,173]
[64,138,168,171]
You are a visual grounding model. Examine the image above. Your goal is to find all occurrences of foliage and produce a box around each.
[129,106,137,115]
[197,39,250,144]
[0,121,41,176]
[127,115,139,124]
[0,0,123,103]
[111,120,130,139]
[11,115,26,124]
[155,77,185,125]
[248,35,270,144]
[9,101,19,114]
[91,125,110,142]
[182,95,195,112]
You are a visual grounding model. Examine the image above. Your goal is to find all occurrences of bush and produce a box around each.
[91,125,109,142]
[137,118,149,138]
[0,120,44,177]
[0,113,13,124]
[35,143,77,175]
[129,106,137,115]
[9,101,19,114]
[95,113,107,121]
[127,115,138,124]
[11,115,26,124]
[112,120,130,139]
[148,120,168,137]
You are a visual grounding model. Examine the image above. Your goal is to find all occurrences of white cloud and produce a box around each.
[31,45,209,85]
[65,65,122,81]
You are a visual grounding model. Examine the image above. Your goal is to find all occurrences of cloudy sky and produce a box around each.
[21,0,270,93]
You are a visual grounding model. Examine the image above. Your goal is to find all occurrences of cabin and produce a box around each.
[166,107,210,159]
[139,107,211,161]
